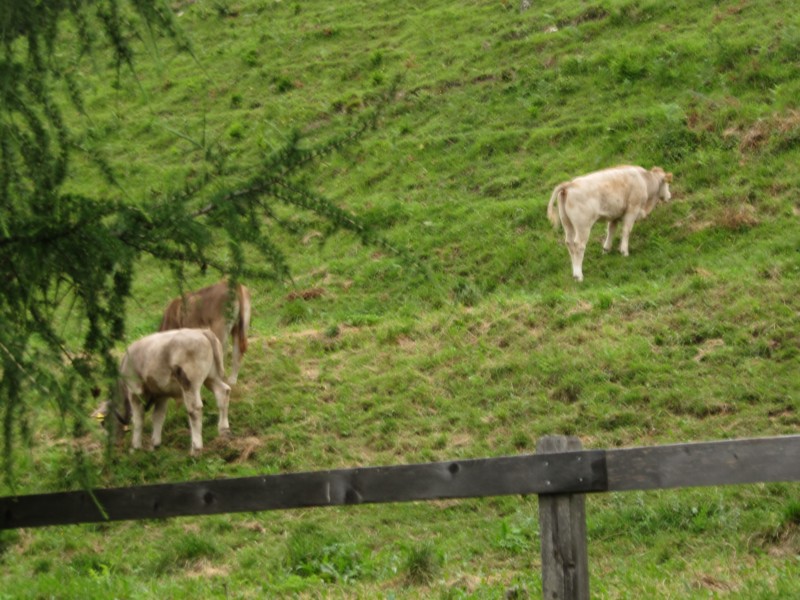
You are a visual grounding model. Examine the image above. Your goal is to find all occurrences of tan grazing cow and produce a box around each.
[547,165,673,282]
[117,328,231,456]
[159,280,251,384]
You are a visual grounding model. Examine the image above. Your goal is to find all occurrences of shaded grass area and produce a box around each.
[2,0,800,597]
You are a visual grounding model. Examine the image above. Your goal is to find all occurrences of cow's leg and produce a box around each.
[570,245,583,281]
[561,217,579,280]
[604,221,618,253]
[214,325,233,383]
[130,396,145,451]
[206,378,232,438]
[619,212,638,256]
[151,397,169,450]
[184,389,204,456]
[572,226,590,282]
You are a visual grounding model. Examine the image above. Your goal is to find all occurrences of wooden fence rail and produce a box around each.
[2,434,799,598]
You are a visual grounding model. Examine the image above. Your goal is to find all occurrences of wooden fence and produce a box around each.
[2,434,799,599]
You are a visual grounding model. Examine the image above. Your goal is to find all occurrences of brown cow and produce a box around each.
[160,280,251,384]
[547,165,673,281]
[118,328,231,456]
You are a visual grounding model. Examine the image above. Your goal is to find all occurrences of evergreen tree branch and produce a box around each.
[0,0,407,485]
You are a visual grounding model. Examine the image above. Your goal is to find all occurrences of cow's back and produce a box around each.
[160,281,235,343]
[567,166,649,220]
[571,165,648,193]
[123,329,216,395]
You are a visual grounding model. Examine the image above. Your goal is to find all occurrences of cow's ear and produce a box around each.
[664,172,673,183]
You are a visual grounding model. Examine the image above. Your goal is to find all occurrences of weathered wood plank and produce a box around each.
[537,436,590,600]
[3,435,797,530]
[606,435,800,491]
[0,450,606,529]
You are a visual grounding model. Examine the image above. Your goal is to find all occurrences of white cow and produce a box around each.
[547,165,673,281]
[117,328,231,456]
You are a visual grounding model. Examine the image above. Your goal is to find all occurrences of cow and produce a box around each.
[159,280,251,384]
[116,328,231,456]
[546,165,673,282]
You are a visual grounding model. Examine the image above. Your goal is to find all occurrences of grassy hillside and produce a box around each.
[2,0,799,597]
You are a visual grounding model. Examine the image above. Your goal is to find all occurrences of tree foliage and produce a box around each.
[0,0,394,479]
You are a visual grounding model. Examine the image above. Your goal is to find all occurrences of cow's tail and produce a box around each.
[233,284,251,356]
[202,328,226,380]
[547,184,567,229]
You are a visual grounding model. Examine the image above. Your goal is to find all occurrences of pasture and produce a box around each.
[1,0,799,597]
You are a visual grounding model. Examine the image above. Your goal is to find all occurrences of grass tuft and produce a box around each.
[402,541,442,585]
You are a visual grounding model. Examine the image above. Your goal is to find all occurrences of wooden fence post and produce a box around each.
[537,435,590,600]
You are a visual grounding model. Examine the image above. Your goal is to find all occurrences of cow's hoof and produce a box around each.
[219,428,232,439]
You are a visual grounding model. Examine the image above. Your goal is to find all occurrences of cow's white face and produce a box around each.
[659,180,672,202]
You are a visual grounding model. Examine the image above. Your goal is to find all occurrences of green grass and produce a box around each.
[2,0,800,597]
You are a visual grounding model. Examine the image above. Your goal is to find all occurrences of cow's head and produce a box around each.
[109,378,132,432]
[651,167,673,202]
[91,379,131,439]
